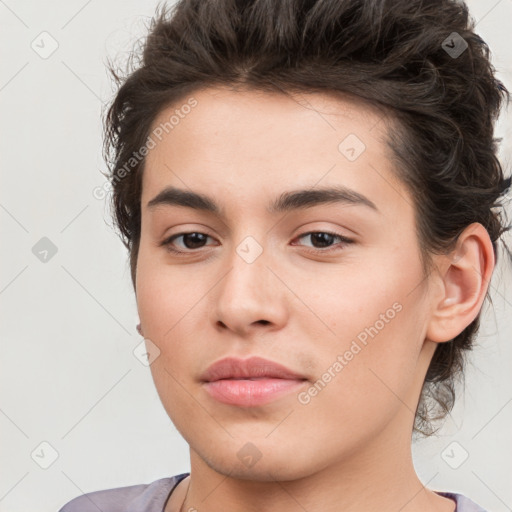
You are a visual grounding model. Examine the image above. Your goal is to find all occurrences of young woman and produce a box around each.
[59,0,511,510]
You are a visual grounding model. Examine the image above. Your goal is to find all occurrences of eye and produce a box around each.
[160,232,217,254]
[292,231,354,253]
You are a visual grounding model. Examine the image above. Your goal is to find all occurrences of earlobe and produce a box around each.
[425,223,495,344]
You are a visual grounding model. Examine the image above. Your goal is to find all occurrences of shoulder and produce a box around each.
[436,491,489,512]
[57,474,189,512]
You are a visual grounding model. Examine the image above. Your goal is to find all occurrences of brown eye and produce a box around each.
[161,232,215,254]
[293,231,354,253]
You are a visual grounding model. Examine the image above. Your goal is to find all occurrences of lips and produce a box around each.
[200,356,308,382]
[200,356,309,407]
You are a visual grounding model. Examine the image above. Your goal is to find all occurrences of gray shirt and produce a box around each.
[58,473,488,512]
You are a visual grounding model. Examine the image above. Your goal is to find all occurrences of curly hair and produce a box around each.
[102,0,511,436]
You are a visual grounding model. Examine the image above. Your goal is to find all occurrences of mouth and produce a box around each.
[200,356,309,407]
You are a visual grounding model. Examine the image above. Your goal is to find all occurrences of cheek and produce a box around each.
[293,251,426,416]
[290,250,417,343]
[135,251,204,388]
[136,257,206,428]
[136,245,202,340]
[295,304,423,449]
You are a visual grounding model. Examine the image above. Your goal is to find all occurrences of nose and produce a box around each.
[210,240,288,338]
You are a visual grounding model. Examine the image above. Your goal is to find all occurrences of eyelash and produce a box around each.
[160,230,354,255]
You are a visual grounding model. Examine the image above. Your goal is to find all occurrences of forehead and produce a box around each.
[141,86,411,220]
[148,85,388,148]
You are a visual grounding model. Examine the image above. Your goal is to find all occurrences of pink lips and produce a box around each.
[200,356,308,407]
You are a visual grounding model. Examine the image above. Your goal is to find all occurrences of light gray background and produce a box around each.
[1,1,511,511]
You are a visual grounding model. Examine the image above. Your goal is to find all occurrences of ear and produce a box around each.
[425,222,495,343]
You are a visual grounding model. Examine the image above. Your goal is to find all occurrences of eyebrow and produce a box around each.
[147,185,379,215]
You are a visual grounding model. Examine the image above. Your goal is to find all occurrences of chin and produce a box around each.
[194,442,325,482]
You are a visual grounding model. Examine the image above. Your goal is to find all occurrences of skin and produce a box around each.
[134,86,494,512]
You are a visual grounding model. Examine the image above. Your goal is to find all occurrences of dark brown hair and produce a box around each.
[102,0,511,436]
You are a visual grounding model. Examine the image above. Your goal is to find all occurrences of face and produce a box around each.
[136,86,438,480]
